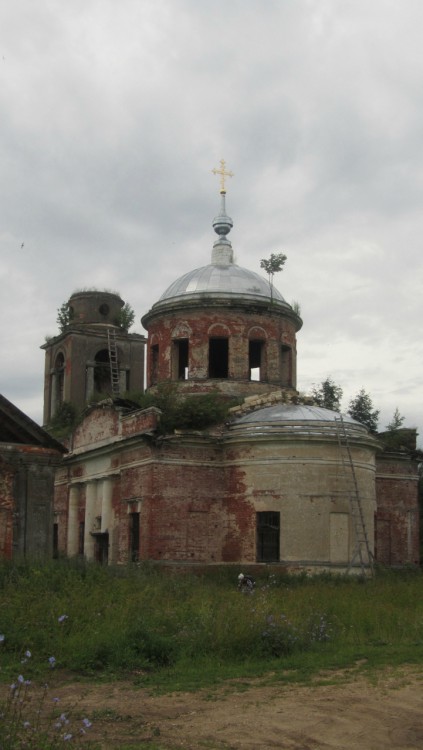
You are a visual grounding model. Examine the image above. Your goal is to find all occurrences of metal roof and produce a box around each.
[157,263,285,304]
[235,404,359,425]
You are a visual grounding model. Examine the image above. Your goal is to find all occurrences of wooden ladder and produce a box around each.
[107,328,120,397]
[335,415,374,576]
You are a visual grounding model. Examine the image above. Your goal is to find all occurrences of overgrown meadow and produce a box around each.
[1,560,423,747]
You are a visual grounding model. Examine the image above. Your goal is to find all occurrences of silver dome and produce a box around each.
[235,404,358,424]
[231,404,372,441]
[157,263,285,304]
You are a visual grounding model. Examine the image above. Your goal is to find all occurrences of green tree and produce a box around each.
[347,388,380,432]
[291,300,301,317]
[386,407,405,431]
[311,377,343,412]
[260,252,287,303]
[57,301,73,333]
[116,302,135,331]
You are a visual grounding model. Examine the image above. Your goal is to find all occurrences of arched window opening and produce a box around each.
[173,338,189,380]
[249,340,263,382]
[209,338,228,378]
[54,352,65,404]
[50,352,65,418]
[150,344,159,384]
[281,345,292,386]
[94,349,111,394]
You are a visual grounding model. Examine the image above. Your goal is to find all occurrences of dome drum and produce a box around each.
[144,306,299,396]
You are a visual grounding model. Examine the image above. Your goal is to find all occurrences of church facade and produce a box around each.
[48,178,420,573]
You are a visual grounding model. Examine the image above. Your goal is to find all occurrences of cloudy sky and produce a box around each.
[1,0,422,444]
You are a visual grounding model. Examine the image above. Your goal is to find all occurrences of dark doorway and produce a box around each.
[129,512,140,562]
[93,532,109,564]
[209,338,229,378]
[257,511,280,562]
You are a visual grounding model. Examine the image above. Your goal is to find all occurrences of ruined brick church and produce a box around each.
[2,168,418,570]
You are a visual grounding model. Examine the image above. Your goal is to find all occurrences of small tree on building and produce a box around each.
[260,252,287,303]
[311,376,343,412]
[116,302,135,331]
[386,407,405,431]
[347,388,380,432]
[57,301,74,333]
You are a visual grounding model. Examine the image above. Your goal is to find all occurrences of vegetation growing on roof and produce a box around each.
[291,299,301,316]
[71,287,121,296]
[124,383,239,434]
[347,388,380,433]
[56,301,74,333]
[47,401,80,438]
[311,376,343,412]
[115,301,135,331]
[386,407,405,431]
[260,252,287,303]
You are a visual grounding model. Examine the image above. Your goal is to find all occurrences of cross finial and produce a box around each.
[212,159,234,194]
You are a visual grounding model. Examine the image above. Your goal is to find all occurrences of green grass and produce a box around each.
[1,560,423,691]
[1,561,423,748]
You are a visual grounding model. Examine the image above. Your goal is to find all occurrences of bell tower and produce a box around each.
[41,290,146,425]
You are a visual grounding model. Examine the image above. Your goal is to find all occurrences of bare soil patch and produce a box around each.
[37,666,423,749]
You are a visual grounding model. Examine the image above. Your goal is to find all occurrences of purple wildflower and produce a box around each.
[49,656,56,667]
[58,614,68,623]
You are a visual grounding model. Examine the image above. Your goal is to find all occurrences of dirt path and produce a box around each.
[42,666,423,749]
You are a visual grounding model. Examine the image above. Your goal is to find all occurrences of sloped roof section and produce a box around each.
[0,394,66,452]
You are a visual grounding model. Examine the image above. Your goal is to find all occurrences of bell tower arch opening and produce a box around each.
[50,351,65,419]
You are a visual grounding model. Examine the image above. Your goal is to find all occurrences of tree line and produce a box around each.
[311,377,405,434]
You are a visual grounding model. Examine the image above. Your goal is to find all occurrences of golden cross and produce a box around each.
[212,159,234,194]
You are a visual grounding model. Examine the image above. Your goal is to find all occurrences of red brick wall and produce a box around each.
[0,456,14,559]
[375,454,420,566]
[145,305,298,395]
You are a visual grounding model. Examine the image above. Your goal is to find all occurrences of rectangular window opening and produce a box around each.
[256,511,280,562]
[209,337,229,379]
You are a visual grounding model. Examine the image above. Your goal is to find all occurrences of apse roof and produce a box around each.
[235,404,359,425]
[231,403,371,439]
